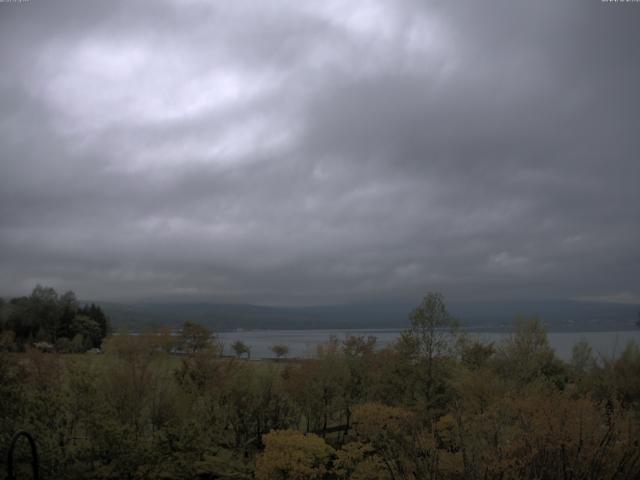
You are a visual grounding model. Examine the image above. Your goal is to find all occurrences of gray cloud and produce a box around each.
[1,0,639,305]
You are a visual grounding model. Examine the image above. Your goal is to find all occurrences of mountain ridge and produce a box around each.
[98,299,640,333]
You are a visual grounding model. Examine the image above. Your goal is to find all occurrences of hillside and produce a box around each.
[100,299,640,332]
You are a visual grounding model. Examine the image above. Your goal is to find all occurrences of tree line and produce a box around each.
[1,292,639,479]
[0,285,110,353]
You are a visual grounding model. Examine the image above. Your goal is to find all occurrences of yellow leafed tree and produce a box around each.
[255,430,334,480]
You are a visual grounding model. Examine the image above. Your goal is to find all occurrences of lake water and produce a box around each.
[217,329,640,361]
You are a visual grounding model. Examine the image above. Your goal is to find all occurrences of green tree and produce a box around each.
[180,320,213,353]
[270,344,289,360]
[231,340,251,359]
[71,314,102,349]
[341,336,377,431]
[496,317,564,386]
[2,287,110,351]
[400,292,458,408]
[457,334,495,370]
[30,285,61,342]
[57,291,78,340]
[80,302,111,339]
[342,335,377,358]
[610,340,640,408]
[570,338,596,378]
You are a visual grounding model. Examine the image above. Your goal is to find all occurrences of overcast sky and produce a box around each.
[1,0,639,305]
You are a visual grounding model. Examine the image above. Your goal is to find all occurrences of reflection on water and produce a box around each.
[216,329,640,360]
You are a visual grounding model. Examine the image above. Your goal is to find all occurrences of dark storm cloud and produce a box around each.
[1,0,639,304]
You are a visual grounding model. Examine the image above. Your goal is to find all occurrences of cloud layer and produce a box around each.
[1,0,639,304]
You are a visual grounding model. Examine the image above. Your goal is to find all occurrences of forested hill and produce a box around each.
[101,299,640,332]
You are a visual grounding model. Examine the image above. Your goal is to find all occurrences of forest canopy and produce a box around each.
[1,292,639,479]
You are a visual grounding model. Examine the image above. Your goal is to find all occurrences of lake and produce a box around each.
[217,328,640,360]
